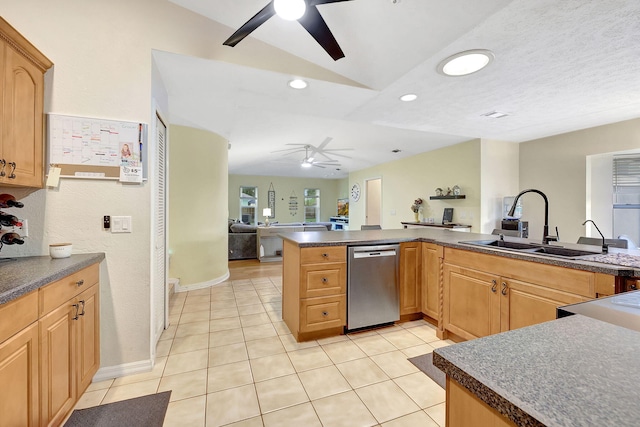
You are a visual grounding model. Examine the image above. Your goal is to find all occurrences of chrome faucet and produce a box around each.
[508,189,558,245]
[582,220,609,253]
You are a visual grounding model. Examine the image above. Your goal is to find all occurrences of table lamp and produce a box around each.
[263,208,272,226]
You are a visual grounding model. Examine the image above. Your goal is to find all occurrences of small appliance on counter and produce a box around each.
[500,219,529,238]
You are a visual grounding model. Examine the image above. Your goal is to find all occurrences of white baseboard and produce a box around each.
[175,270,230,292]
[92,359,154,382]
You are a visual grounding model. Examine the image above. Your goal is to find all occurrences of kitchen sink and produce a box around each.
[529,246,598,258]
[458,239,600,259]
[459,240,543,250]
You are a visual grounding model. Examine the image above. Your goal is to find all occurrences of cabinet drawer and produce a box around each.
[301,263,346,298]
[39,264,99,316]
[300,246,346,265]
[0,291,38,343]
[300,295,345,332]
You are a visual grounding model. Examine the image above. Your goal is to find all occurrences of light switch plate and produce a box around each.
[111,216,132,233]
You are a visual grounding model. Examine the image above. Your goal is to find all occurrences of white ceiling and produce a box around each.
[156,0,640,178]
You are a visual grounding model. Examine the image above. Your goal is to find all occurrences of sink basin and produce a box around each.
[529,246,598,258]
[459,240,542,250]
[458,239,600,259]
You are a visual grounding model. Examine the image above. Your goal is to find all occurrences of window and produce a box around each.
[613,156,640,204]
[304,188,320,223]
[239,186,258,225]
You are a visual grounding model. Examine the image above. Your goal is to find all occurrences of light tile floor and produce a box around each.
[72,262,454,427]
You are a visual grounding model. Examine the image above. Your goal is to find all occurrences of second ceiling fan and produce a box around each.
[223,0,353,61]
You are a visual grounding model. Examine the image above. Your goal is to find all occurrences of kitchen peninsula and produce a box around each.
[433,291,640,426]
[280,228,640,342]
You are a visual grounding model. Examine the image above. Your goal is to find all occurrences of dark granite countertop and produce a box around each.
[0,253,105,305]
[279,228,640,276]
[433,315,640,427]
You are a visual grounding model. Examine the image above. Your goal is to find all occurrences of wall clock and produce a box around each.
[350,183,361,201]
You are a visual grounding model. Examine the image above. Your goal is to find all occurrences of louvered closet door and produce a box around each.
[152,113,168,344]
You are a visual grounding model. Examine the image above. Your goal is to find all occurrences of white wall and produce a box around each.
[480,139,519,233]
[586,153,614,238]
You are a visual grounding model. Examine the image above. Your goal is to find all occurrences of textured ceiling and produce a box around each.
[157,0,640,178]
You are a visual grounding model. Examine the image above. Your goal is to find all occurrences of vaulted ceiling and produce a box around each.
[154,0,640,178]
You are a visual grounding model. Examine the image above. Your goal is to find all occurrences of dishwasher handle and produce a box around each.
[353,250,397,259]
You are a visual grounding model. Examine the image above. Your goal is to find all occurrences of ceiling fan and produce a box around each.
[223,0,353,61]
[271,137,352,168]
[298,145,340,168]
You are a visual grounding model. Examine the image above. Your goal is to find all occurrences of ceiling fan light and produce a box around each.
[274,0,306,21]
[301,161,312,168]
[437,49,494,77]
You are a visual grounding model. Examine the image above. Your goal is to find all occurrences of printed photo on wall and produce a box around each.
[119,141,142,182]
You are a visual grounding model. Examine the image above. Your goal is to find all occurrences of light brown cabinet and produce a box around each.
[0,292,40,427]
[39,264,100,427]
[283,242,346,341]
[0,17,52,188]
[443,248,596,340]
[421,242,443,321]
[447,378,516,427]
[0,263,99,427]
[399,242,421,316]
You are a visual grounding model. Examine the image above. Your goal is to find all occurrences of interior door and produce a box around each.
[152,112,168,347]
[365,178,382,226]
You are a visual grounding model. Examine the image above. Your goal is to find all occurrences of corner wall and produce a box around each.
[169,126,228,287]
[480,139,519,234]
[519,118,640,243]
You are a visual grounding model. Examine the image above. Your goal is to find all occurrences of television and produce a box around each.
[337,198,349,217]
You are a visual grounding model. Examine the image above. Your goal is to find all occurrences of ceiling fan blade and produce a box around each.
[311,163,326,168]
[309,0,353,6]
[298,5,345,60]
[223,2,276,47]
[316,137,333,151]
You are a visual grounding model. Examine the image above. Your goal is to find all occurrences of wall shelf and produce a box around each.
[430,195,466,200]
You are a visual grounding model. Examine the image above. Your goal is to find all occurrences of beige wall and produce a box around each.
[228,175,344,223]
[349,140,482,231]
[169,126,228,287]
[520,118,640,243]
[480,139,520,233]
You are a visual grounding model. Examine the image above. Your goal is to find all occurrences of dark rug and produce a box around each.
[64,391,171,427]
[408,352,446,389]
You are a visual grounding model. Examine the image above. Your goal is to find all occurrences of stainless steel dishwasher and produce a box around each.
[347,244,400,330]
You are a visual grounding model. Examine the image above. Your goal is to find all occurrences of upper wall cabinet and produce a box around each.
[0,18,52,188]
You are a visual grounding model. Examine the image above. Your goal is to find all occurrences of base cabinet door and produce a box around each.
[76,284,100,395]
[500,278,588,332]
[0,323,39,427]
[444,264,500,340]
[399,242,421,315]
[39,302,76,427]
[421,243,442,320]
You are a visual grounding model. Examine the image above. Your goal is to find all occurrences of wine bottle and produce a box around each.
[0,194,23,208]
[1,232,24,245]
[0,213,22,227]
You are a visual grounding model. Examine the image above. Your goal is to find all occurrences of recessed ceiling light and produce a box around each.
[437,49,494,77]
[399,93,417,102]
[288,79,308,89]
[274,0,306,21]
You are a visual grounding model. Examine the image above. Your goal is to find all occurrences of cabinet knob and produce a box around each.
[491,280,497,293]
[76,279,85,287]
[321,277,328,284]
[8,162,16,179]
[501,282,508,296]
[322,311,329,317]
[321,253,328,258]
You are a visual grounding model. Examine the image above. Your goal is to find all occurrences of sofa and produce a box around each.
[228,222,258,260]
[228,221,334,260]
